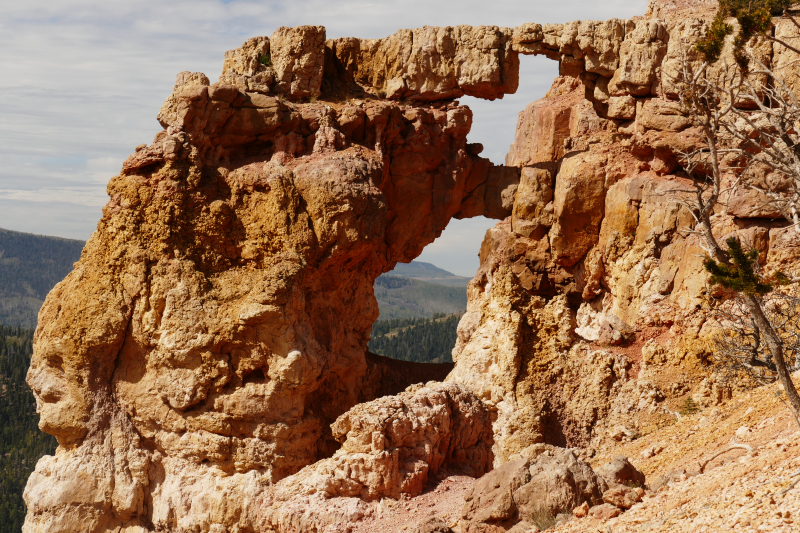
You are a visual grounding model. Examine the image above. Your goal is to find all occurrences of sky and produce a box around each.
[0,0,646,277]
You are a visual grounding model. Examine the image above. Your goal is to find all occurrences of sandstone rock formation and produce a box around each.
[459,444,606,532]
[595,454,646,488]
[23,1,800,532]
[257,382,492,533]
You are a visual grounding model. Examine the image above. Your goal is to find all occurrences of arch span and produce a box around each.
[24,10,718,533]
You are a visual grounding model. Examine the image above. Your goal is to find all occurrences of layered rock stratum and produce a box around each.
[23,1,800,532]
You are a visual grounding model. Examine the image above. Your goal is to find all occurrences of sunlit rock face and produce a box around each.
[23,23,520,533]
[23,2,800,532]
[445,0,783,472]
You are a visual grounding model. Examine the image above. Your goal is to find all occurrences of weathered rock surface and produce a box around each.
[358,352,454,403]
[24,1,800,532]
[275,382,492,502]
[412,517,454,533]
[588,503,622,520]
[602,485,645,509]
[25,48,516,532]
[329,26,519,101]
[459,444,605,532]
[596,454,646,488]
[257,382,492,532]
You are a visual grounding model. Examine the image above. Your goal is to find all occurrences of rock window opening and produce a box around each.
[367,55,557,367]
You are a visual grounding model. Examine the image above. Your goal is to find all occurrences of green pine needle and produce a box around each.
[696,0,791,69]
[703,237,774,295]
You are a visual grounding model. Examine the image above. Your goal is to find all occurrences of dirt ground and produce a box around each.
[350,475,475,533]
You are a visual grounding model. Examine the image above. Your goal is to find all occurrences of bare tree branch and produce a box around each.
[673,42,800,426]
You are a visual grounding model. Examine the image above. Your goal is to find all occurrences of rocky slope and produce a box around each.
[339,373,800,533]
[22,1,800,532]
[554,374,800,533]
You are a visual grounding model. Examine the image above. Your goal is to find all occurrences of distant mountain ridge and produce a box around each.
[0,229,468,327]
[381,260,472,288]
[385,261,454,278]
[0,227,84,329]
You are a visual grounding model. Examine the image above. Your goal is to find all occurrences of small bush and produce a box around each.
[529,506,557,531]
[259,53,271,67]
[679,396,701,416]
[623,478,646,489]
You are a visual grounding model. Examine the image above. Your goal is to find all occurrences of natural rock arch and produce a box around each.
[24,2,800,531]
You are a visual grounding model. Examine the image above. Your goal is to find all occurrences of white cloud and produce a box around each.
[0,188,108,206]
[0,0,647,275]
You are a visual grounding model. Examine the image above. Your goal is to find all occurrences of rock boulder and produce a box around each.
[460,444,606,532]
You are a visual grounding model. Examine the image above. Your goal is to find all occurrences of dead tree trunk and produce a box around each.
[743,293,800,418]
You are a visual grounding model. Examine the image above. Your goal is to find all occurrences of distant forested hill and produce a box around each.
[368,313,462,363]
[0,228,84,329]
[0,325,57,532]
[371,263,467,364]
[374,276,467,320]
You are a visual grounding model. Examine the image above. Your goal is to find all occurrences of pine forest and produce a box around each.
[0,325,57,533]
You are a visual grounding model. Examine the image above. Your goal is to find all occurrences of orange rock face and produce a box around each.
[22,3,800,533]
[24,25,525,533]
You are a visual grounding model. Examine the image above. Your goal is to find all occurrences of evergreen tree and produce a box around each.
[368,313,462,363]
[0,325,57,533]
[677,1,800,423]
[697,0,792,69]
[703,237,787,295]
